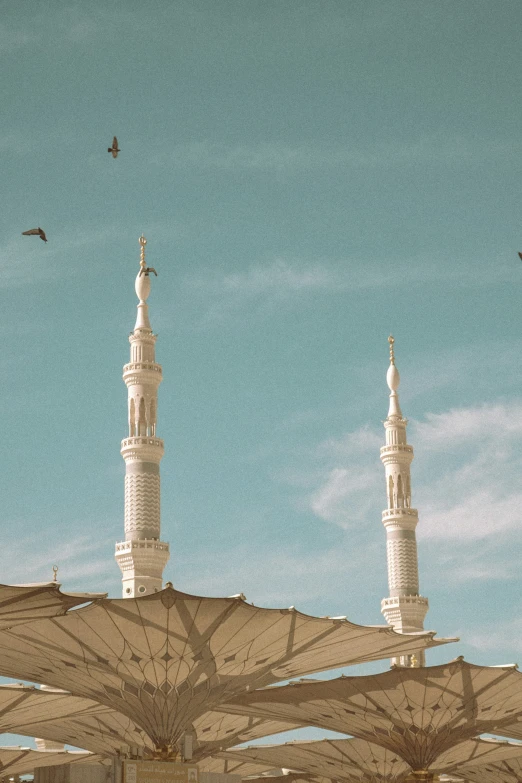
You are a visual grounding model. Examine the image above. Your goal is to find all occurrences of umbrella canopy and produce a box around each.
[217,737,412,783]
[217,737,522,783]
[497,720,522,743]
[0,685,298,760]
[198,756,282,777]
[0,583,106,628]
[191,712,301,762]
[0,747,102,778]
[436,738,522,770]
[447,739,522,783]
[457,756,522,783]
[241,774,326,783]
[0,684,150,757]
[219,658,522,772]
[0,587,450,756]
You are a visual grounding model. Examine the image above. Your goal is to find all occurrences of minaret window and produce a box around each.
[139,397,146,436]
[129,398,136,437]
[387,475,394,508]
[397,474,404,508]
[150,398,156,436]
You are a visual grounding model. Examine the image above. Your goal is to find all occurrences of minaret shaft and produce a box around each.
[115,236,170,597]
[380,337,428,667]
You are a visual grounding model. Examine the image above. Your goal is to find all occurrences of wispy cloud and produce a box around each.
[0,226,121,290]
[0,26,35,54]
[415,402,522,541]
[288,400,522,584]
[310,427,383,527]
[189,259,346,303]
[0,532,116,592]
[163,135,522,172]
[186,257,519,325]
[187,259,349,324]
[177,541,379,610]
[416,403,522,448]
[220,261,342,295]
[310,466,379,526]
[466,617,522,655]
[0,134,32,156]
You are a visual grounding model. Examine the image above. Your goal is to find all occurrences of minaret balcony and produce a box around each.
[380,444,413,455]
[123,363,163,387]
[380,444,414,466]
[115,539,170,556]
[382,507,418,519]
[115,539,170,590]
[381,594,429,630]
[382,507,418,531]
[121,436,164,463]
[123,362,162,373]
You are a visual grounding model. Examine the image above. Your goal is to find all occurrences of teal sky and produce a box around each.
[1,0,522,747]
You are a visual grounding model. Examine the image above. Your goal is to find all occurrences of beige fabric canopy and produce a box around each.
[0,586,450,755]
[0,583,106,628]
[449,739,522,783]
[0,684,298,760]
[220,658,522,772]
[191,712,301,762]
[0,684,150,757]
[217,737,522,783]
[457,756,522,783]
[197,756,280,777]
[436,738,522,770]
[498,720,522,743]
[217,737,412,783]
[0,747,101,778]
[241,774,326,783]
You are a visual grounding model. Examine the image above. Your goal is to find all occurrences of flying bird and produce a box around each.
[139,266,157,277]
[22,227,47,242]
[108,136,120,158]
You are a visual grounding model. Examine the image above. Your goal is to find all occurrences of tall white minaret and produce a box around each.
[115,236,170,597]
[380,336,428,667]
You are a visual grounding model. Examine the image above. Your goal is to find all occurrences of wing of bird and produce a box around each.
[518,252,522,261]
[108,136,118,156]
[22,228,47,241]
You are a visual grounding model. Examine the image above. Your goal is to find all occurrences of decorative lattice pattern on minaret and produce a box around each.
[124,473,161,539]
[386,538,420,594]
[115,236,170,598]
[380,336,428,667]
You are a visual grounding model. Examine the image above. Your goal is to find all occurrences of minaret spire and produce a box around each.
[380,336,428,666]
[115,236,170,597]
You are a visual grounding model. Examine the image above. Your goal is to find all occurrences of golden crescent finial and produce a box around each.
[139,234,147,270]
[388,335,395,365]
[52,565,58,583]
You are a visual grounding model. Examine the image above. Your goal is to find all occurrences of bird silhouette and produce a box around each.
[518,252,522,261]
[108,136,120,158]
[22,228,47,242]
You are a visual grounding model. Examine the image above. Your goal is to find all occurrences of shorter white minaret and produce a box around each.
[380,336,428,667]
[115,236,170,597]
